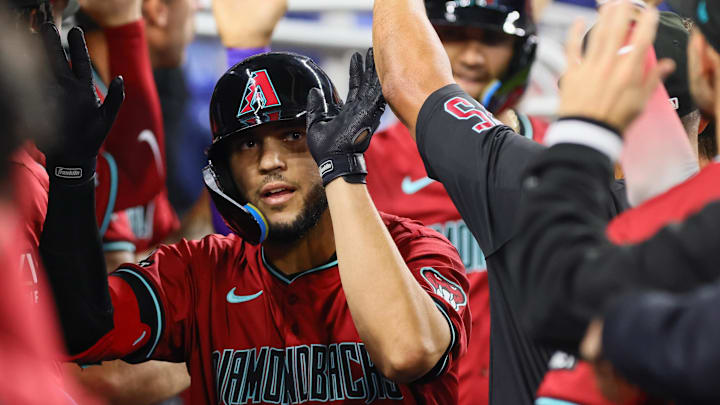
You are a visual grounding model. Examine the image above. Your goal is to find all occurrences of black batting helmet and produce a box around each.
[425,0,538,113]
[203,52,342,244]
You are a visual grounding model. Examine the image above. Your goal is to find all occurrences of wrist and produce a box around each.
[546,118,623,162]
[45,156,97,185]
[317,153,368,187]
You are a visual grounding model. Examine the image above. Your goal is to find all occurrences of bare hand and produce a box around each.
[558,1,675,132]
[78,0,142,28]
[212,0,287,48]
[581,319,645,403]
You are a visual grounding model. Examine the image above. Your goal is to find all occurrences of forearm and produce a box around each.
[104,21,166,209]
[67,360,190,405]
[326,181,450,383]
[372,0,453,132]
[40,176,113,354]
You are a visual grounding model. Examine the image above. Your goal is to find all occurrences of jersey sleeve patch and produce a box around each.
[420,267,468,313]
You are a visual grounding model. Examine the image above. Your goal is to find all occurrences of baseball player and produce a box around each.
[517,0,720,402]
[10,0,190,402]
[38,48,471,404]
[370,0,633,402]
[365,1,541,403]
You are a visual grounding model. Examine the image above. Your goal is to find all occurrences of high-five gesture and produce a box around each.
[306,48,386,186]
[38,23,124,183]
[558,1,675,132]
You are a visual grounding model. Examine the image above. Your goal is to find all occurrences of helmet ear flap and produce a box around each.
[485,34,538,114]
[203,146,268,244]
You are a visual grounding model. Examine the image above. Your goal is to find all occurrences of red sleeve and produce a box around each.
[389,216,471,379]
[70,242,195,364]
[101,21,166,211]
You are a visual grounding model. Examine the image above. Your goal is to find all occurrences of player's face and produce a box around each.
[229,120,328,242]
[436,25,516,100]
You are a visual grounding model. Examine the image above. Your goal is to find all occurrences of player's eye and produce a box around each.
[283,131,304,142]
[482,30,514,47]
[239,138,257,151]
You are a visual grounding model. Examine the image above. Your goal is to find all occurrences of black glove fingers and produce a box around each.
[40,23,71,79]
[306,87,327,129]
[346,52,364,104]
[67,27,93,85]
[99,76,125,137]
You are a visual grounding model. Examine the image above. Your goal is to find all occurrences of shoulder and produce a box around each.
[380,212,459,256]
[148,233,249,264]
[608,163,720,243]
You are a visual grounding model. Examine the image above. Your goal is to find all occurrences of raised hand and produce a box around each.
[38,23,124,183]
[306,48,386,186]
[558,1,675,132]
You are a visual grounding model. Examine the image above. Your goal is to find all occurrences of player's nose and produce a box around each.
[459,40,487,68]
[258,141,287,174]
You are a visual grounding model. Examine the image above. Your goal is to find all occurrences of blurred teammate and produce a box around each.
[0,8,77,404]
[38,50,471,404]
[10,0,188,402]
[59,0,192,403]
[365,2,540,403]
[514,0,720,403]
[535,11,706,405]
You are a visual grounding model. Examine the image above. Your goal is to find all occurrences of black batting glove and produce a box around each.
[306,48,386,186]
[37,23,124,185]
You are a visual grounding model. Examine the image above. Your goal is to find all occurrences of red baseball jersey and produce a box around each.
[365,117,547,405]
[89,213,470,404]
[536,162,720,405]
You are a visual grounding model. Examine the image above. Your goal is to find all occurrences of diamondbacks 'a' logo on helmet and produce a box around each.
[236,69,282,118]
[420,267,467,312]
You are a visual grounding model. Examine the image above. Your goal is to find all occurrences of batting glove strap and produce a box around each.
[46,157,97,185]
[318,153,367,186]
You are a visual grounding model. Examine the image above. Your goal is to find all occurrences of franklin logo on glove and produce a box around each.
[54,167,83,179]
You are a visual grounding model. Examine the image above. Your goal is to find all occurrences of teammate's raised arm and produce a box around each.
[37,23,124,353]
[372,0,454,134]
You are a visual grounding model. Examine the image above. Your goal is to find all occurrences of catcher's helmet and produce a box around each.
[204,52,342,244]
[425,0,538,113]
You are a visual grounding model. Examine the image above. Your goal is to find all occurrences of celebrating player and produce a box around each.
[38,47,471,404]
[370,0,633,402]
[365,1,541,403]
[516,0,720,402]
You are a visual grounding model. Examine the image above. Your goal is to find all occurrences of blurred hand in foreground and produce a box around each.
[558,0,675,132]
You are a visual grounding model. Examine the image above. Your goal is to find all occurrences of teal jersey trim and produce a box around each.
[103,241,137,253]
[114,268,163,359]
[536,398,580,405]
[261,247,338,284]
[518,112,534,141]
[98,151,118,238]
[93,69,108,97]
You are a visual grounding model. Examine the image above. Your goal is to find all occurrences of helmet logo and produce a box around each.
[236,70,282,118]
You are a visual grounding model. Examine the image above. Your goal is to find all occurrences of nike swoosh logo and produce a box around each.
[401,176,435,195]
[226,288,264,304]
[138,129,164,177]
